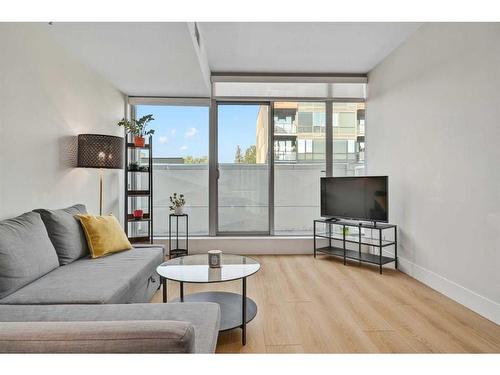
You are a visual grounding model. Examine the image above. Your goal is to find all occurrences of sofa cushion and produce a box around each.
[33,204,89,265]
[0,302,221,353]
[0,212,59,299]
[0,247,163,305]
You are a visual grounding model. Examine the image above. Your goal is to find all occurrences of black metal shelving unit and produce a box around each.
[313,219,397,274]
[124,135,153,244]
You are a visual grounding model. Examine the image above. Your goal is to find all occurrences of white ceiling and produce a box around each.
[199,22,422,74]
[45,22,210,97]
[44,22,422,97]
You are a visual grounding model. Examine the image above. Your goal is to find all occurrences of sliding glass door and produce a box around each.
[216,103,271,234]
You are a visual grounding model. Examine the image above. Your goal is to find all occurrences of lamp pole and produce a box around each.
[99,168,104,216]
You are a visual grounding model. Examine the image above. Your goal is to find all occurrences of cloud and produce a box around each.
[159,136,169,144]
[180,145,188,151]
[184,127,198,139]
[170,129,176,137]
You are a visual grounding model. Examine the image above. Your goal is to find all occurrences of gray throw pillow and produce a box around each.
[0,212,60,299]
[33,204,89,265]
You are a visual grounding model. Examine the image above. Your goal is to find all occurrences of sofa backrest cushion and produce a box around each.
[0,212,59,299]
[33,204,89,265]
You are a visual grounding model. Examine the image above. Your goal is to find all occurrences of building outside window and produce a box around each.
[333,102,366,176]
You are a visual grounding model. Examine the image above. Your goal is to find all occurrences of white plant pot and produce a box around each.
[174,206,184,215]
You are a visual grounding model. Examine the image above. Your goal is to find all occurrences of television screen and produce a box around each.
[320,176,388,222]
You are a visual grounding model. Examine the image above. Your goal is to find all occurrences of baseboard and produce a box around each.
[397,257,500,325]
[155,236,313,254]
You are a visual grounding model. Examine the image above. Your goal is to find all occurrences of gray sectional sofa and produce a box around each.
[0,205,220,353]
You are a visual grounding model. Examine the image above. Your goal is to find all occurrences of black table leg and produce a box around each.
[242,277,247,345]
[180,281,184,302]
[313,221,316,258]
[395,227,398,270]
[379,228,383,274]
[162,277,167,303]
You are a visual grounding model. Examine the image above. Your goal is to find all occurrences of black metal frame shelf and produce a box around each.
[127,190,151,196]
[124,135,153,244]
[126,142,151,149]
[128,235,151,244]
[314,233,396,247]
[313,219,397,274]
[168,214,188,259]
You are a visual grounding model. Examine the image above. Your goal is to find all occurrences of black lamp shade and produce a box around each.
[77,134,124,169]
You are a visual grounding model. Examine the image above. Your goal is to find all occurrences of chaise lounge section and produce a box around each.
[0,302,221,353]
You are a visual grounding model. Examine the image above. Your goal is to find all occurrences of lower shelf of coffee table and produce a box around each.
[171,291,257,331]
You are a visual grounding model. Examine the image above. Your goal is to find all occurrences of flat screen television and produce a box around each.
[320,176,388,222]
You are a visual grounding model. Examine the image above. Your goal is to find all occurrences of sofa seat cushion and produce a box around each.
[0,247,163,305]
[33,204,89,265]
[0,212,60,299]
[0,302,221,353]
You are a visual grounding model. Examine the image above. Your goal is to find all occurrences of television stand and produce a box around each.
[313,219,397,274]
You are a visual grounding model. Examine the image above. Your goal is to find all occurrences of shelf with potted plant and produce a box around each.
[168,193,188,259]
[120,114,155,244]
[127,211,151,222]
[127,161,150,173]
[126,142,151,149]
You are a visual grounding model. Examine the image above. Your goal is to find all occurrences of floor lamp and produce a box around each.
[77,134,124,215]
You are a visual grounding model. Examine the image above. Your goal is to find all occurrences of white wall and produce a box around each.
[367,23,500,323]
[0,23,125,220]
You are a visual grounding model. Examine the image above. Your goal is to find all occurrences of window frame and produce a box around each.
[129,95,365,237]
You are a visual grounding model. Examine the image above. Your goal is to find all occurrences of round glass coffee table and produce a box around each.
[156,254,260,345]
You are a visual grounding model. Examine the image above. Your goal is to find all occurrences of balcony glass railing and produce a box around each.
[274,122,296,135]
[143,157,365,237]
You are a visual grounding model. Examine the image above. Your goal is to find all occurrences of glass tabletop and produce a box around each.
[157,254,261,283]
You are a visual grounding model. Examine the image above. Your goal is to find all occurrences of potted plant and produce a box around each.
[118,114,155,147]
[128,161,140,171]
[132,209,144,219]
[128,162,149,172]
[169,193,186,215]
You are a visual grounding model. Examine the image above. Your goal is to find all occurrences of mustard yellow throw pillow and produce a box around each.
[77,214,132,259]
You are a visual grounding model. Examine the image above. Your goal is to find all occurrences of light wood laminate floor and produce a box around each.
[151,255,500,353]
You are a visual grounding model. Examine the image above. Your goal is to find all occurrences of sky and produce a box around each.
[136,104,261,163]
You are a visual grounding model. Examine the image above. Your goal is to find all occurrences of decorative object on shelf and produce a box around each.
[168,213,188,259]
[117,114,155,147]
[169,193,186,215]
[124,135,153,244]
[77,134,124,215]
[208,250,222,268]
[132,209,144,219]
[313,219,398,274]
